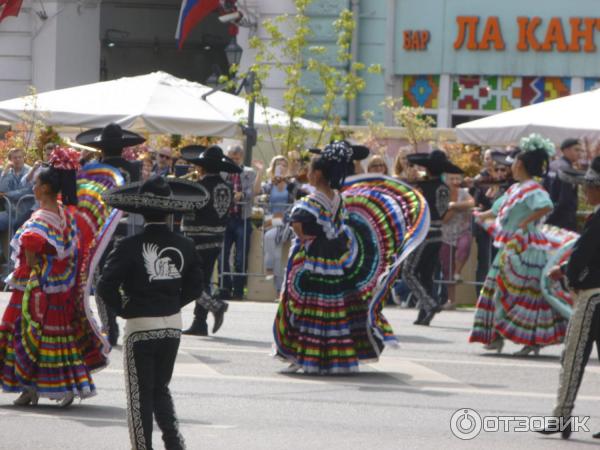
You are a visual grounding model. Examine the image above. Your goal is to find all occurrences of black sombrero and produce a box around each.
[182,145,241,174]
[559,157,600,187]
[309,140,370,161]
[76,123,145,151]
[492,149,521,167]
[407,150,463,175]
[103,175,209,214]
[180,145,207,164]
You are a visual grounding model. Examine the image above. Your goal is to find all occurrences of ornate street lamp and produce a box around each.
[224,37,243,67]
[203,36,257,166]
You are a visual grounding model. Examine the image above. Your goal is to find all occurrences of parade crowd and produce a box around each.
[0,122,598,447]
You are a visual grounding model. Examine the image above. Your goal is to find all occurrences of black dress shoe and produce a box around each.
[535,417,572,439]
[183,319,208,336]
[592,431,600,439]
[414,309,427,325]
[415,310,435,326]
[535,428,572,439]
[108,328,119,346]
[212,302,229,334]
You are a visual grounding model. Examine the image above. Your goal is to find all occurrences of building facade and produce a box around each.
[2,0,600,130]
[390,0,600,128]
[239,0,600,128]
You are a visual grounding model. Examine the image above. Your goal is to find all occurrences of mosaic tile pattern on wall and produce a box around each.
[403,75,440,108]
[452,76,571,111]
[402,75,600,112]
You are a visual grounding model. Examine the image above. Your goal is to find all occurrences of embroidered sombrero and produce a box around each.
[309,140,370,161]
[76,123,145,151]
[407,150,463,175]
[491,149,521,167]
[180,145,241,174]
[103,175,209,214]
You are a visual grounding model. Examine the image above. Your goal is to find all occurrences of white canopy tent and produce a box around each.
[456,89,600,145]
[0,71,319,137]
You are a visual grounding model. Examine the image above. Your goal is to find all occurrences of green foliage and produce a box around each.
[0,87,58,163]
[382,97,436,151]
[226,0,380,155]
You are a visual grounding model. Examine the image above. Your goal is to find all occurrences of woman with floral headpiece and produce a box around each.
[0,147,122,406]
[470,134,579,356]
[273,141,430,374]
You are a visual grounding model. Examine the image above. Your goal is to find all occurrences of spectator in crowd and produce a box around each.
[544,138,583,231]
[219,145,257,300]
[367,155,389,175]
[173,157,190,178]
[139,153,154,181]
[152,148,174,177]
[19,142,60,227]
[393,148,420,183]
[73,140,99,166]
[0,148,33,234]
[472,151,515,296]
[477,149,495,183]
[440,172,475,309]
[287,150,304,180]
[258,156,300,295]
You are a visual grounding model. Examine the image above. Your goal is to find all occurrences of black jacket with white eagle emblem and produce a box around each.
[97,224,204,319]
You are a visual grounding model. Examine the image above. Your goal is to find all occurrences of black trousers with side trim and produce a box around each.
[124,329,185,450]
[553,292,600,418]
[192,244,222,323]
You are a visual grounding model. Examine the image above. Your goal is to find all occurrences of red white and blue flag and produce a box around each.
[0,0,23,23]
[175,0,220,50]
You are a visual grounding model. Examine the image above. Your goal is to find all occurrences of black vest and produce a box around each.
[417,178,449,237]
[566,209,600,290]
[181,174,233,250]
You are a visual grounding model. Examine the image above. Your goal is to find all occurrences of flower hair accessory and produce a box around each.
[49,147,81,171]
[322,141,353,164]
[519,133,556,158]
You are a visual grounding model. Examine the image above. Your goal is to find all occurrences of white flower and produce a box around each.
[519,133,556,157]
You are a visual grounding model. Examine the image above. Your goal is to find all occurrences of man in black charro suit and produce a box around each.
[97,176,208,450]
[402,150,464,326]
[179,145,240,336]
[538,157,600,439]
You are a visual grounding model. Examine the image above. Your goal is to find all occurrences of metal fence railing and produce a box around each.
[0,197,14,290]
[216,200,295,294]
[429,210,593,305]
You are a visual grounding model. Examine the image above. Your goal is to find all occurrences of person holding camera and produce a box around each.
[258,156,301,295]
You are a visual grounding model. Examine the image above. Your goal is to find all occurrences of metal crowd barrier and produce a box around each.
[211,192,593,301]
[1,197,13,290]
[217,199,295,292]
[429,209,594,308]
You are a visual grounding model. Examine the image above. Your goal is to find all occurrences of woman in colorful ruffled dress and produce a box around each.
[273,141,429,374]
[469,135,578,356]
[0,148,121,406]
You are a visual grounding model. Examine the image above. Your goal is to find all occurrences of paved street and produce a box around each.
[1,293,600,449]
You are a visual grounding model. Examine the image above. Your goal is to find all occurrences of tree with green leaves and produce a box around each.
[230,0,381,155]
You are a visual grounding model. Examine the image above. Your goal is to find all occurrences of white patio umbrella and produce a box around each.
[456,89,600,145]
[0,71,319,137]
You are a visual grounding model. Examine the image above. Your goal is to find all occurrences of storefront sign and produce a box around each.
[403,30,430,51]
[395,0,600,77]
[453,16,599,52]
